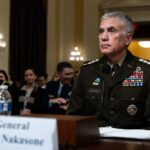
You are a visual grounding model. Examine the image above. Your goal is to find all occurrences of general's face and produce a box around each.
[98,17,132,56]
[24,69,37,84]
[59,68,74,85]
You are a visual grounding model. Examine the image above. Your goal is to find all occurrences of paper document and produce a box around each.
[99,126,150,140]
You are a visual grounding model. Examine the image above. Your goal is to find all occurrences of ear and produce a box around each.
[125,33,133,46]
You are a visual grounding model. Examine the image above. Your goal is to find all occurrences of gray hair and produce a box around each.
[101,11,134,35]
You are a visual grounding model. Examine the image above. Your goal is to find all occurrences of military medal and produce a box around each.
[122,66,143,86]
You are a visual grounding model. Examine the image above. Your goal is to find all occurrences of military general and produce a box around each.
[67,11,150,129]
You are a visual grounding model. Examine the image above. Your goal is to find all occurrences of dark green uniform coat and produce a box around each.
[67,51,150,129]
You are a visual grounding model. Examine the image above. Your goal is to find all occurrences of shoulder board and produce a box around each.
[138,58,150,65]
[83,59,99,66]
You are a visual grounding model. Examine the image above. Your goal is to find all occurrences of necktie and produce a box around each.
[111,64,120,76]
[57,83,63,97]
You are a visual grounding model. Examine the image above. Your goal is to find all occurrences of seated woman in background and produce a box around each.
[13,68,39,115]
[0,69,10,86]
[0,70,12,95]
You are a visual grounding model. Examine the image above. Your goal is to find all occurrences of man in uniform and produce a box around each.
[67,11,150,129]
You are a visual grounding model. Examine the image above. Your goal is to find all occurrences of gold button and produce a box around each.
[110,110,115,115]
[110,97,115,101]
[131,97,135,101]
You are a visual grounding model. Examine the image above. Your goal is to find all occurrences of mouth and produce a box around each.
[100,44,111,49]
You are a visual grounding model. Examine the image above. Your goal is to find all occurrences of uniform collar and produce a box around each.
[96,50,136,78]
[109,50,137,86]
[107,51,127,68]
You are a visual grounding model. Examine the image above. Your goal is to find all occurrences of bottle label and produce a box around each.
[0,102,12,114]
[0,102,4,113]
[0,87,12,115]
[3,102,8,111]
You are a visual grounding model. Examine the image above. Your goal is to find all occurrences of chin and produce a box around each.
[100,50,112,55]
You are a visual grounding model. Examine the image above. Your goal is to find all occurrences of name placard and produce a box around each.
[0,116,58,150]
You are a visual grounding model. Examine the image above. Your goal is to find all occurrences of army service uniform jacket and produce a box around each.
[67,51,150,129]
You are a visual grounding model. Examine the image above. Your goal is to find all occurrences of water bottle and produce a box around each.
[0,85,12,115]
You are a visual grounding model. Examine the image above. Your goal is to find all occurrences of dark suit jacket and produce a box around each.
[39,80,73,114]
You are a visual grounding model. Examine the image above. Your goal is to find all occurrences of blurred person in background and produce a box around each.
[40,61,74,114]
[13,68,38,115]
[37,72,48,89]
[0,69,10,86]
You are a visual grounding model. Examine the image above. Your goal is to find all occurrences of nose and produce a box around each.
[99,31,108,41]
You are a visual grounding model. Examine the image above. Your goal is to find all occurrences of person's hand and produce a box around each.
[50,98,67,105]
[20,108,31,115]
[49,98,68,110]
[59,103,68,110]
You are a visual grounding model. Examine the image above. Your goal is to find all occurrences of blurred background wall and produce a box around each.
[1,0,150,80]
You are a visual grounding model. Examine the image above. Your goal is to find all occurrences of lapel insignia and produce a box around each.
[127,104,137,115]
[92,77,101,85]
[122,66,143,86]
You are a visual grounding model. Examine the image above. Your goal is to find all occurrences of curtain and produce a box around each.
[9,0,47,81]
